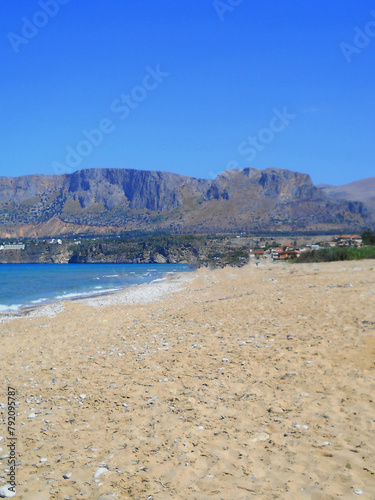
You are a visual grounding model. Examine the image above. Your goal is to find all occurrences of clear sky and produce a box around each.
[1,0,374,185]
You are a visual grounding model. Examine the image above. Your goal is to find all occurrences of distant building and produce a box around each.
[249,249,265,259]
[1,244,25,250]
[336,235,363,247]
[272,249,301,260]
[300,247,313,253]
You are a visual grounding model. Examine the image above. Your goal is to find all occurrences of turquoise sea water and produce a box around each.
[0,263,192,312]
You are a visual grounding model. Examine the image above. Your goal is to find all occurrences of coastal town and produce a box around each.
[249,234,364,261]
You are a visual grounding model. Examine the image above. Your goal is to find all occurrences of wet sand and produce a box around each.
[0,260,374,499]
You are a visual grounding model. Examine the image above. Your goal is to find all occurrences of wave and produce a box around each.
[54,288,121,300]
[0,304,22,312]
[31,298,49,304]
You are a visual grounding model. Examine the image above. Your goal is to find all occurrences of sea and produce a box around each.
[0,263,193,312]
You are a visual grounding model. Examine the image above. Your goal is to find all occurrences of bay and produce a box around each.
[0,263,192,312]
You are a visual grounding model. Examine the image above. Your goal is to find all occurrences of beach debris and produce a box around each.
[94,467,108,479]
[250,431,269,442]
[353,489,363,495]
[0,485,16,498]
[63,472,72,479]
[198,425,204,430]
[79,394,86,400]
[39,457,47,463]
[27,413,36,419]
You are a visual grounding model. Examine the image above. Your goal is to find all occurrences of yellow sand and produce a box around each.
[1,260,374,499]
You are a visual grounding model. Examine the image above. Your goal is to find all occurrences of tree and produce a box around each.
[362,230,375,245]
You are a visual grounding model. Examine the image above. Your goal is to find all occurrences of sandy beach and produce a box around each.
[0,260,374,499]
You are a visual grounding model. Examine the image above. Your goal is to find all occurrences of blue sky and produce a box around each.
[1,0,374,185]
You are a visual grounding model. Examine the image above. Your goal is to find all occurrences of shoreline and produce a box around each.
[0,269,196,324]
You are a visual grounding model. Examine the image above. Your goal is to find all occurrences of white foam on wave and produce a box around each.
[55,288,121,300]
[104,274,119,278]
[151,278,166,283]
[31,298,48,304]
[0,304,22,312]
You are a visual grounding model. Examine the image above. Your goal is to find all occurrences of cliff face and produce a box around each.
[0,167,373,237]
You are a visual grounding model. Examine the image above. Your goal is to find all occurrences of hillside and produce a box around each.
[0,167,373,237]
[318,177,375,210]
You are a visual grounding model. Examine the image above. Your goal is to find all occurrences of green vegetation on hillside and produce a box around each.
[362,230,375,245]
[294,246,375,263]
[67,234,250,268]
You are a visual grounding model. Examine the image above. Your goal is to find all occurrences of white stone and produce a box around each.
[27,413,36,419]
[79,394,86,400]
[94,467,108,479]
[250,431,270,442]
[0,484,16,498]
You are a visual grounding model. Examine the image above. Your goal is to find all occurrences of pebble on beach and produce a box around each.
[94,467,109,479]
[0,485,16,498]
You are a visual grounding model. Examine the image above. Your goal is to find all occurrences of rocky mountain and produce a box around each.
[318,178,375,210]
[0,167,373,237]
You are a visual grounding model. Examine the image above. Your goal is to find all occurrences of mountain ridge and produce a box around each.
[318,177,375,210]
[0,167,373,237]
